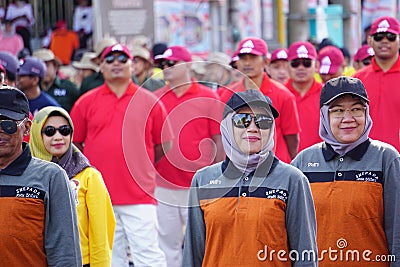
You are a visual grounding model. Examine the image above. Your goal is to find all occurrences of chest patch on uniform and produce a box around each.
[0,185,46,200]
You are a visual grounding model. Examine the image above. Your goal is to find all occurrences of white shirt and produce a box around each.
[5,3,35,28]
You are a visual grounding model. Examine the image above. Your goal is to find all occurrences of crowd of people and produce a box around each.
[0,9,399,267]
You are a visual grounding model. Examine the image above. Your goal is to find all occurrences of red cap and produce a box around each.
[370,16,400,35]
[235,37,268,56]
[287,41,317,61]
[270,48,288,62]
[317,46,344,75]
[101,44,133,60]
[55,20,67,29]
[353,45,374,62]
[154,46,192,62]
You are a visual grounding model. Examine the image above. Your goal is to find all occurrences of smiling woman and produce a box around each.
[29,106,116,267]
[183,89,318,267]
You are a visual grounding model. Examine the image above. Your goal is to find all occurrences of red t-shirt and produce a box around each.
[285,79,323,152]
[70,81,172,205]
[154,81,223,189]
[218,73,301,163]
[353,56,400,152]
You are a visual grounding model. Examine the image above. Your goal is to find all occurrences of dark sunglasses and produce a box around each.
[158,60,178,69]
[290,58,312,68]
[361,57,372,66]
[232,113,273,130]
[104,54,129,64]
[0,118,26,134]
[42,125,72,137]
[372,32,397,42]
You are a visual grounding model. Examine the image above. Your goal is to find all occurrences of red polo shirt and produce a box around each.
[353,56,400,152]
[154,81,223,189]
[218,73,301,163]
[285,79,323,152]
[70,81,172,205]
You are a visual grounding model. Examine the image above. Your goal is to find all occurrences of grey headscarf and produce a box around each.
[221,111,275,174]
[319,103,372,156]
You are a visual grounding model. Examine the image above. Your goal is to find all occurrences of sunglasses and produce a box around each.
[0,118,26,134]
[290,58,313,68]
[372,32,397,42]
[104,54,129,64]
[158,60,178,69]
[232,113,273,130]
[361,58,372,66]
[42,125,72,137]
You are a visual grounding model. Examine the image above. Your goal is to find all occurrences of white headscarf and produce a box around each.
[319,103,372,156]
[220,111,275,174]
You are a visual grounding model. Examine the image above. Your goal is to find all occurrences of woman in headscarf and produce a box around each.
[29,106,116,267]
[182,89,317,267]
[292,76,400,266]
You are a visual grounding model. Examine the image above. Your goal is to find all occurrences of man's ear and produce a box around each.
[367,36,372,46]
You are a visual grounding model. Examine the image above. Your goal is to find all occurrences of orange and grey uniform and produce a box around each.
[0,144,82,266]
[183,154,317,267]
[291,140,400,266]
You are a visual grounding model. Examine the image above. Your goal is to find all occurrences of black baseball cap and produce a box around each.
[0,86,30,120]
[320,76,369,108]
[223,89,279,119]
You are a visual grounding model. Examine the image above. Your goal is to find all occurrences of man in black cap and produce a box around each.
[292,76,400,266]
[0,86,81,266]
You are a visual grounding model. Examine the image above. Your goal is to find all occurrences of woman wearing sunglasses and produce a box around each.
[183,90,317,267]
[29,106,116,267]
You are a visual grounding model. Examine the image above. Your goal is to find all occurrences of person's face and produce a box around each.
[368,32,400,61]
[79,68,94,79]
[42,116,71,159]
[132,57,148,76]
[233,106,272,155]
[0,115,30,160]
[16,75,37,91]
[267,60,289,84]
[236,54,266,79]
[329,95,366,144]
[100,52,132,82]
[161,60,190,83]
[205,63,230,84]
[288,58,316,84]
[319,66,344,83]
[43,61,57,84]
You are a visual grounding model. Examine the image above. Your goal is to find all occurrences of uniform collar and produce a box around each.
[322,139,371,161]
[221,153,278,179]
[0,142,32,175]
[371,56,400,73]
[100,80,138,96]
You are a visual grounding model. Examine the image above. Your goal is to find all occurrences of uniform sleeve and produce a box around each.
[45,168,82,266]
[151,100,173,145]
[383,155,400,265]
[70,97,88,144]
[85,168,116,267]
[182,173,206,267]
[279,92,301,136]
[208,92,223,136]
[286,172,318,267]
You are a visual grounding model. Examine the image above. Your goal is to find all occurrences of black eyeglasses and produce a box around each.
[104,54,129,64]
[232,113,273,130]
[0,118,26,134]
[158,60,178,69]
[372,32,398,42]
[290,58,313,68]
[361,57,372,66]
[42,125,72,137]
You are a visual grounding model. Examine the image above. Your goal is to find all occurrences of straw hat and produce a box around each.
[72,52,99,72]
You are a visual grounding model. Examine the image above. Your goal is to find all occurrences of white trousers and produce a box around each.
[156,187,189,267]
[111,204,166,267]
